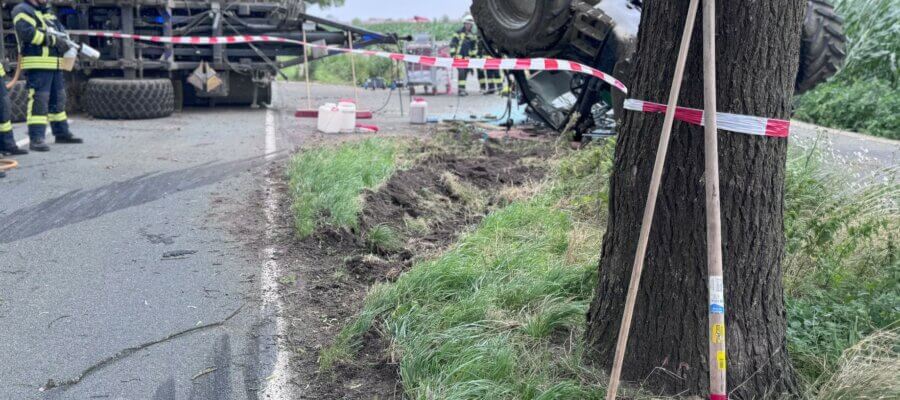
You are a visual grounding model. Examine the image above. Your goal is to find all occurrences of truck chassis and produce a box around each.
[1,0,398,119]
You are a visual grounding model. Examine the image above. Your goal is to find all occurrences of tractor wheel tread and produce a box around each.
[84,78,175,120]
[796,0,847,94]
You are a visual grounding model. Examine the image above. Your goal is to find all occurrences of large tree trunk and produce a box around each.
[585,0,804,397]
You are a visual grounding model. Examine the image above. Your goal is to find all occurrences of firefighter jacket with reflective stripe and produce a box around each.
[13,2,65,70]
[450,27,479,59]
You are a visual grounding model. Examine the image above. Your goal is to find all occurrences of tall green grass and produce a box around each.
[827,0,898,83]
[782,140,899,381]
[795,0,899,139]
[308,53,399,85]
[287,138,400,237]
[324,138,898,398]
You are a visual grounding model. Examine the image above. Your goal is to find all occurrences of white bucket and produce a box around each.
[337,99,357,133]
[317,103,342,133]
[410,98,428,125]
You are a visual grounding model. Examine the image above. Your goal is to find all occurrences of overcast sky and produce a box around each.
[308,0,473,21]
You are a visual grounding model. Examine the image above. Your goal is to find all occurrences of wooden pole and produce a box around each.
[302,26,312,110]
[702,0,728,398]
[347,31,360,105]
[605,0,700,398]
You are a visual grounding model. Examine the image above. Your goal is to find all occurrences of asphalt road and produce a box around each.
[0,102,276,399]
[0,81,896,399]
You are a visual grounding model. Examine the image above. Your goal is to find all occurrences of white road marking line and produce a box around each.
[260,84,292,399]
[16,137,29,147]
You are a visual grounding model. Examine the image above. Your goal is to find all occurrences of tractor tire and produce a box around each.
[796,0,847,94]
[8,81,28,123]
[84,78,175,120]
[471,0,574,57]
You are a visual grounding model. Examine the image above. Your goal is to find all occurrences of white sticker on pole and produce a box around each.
[709,276,725,314]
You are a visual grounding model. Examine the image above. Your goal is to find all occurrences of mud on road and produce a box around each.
[259,132,552,399]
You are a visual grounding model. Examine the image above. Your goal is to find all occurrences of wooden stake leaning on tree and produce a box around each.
[605,0,701,399]
[302,26,312,110]
[346,31,360,105]
[702,0,728,398]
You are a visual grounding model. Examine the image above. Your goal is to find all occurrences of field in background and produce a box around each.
[795,0,899,139]
[281,21,459,84]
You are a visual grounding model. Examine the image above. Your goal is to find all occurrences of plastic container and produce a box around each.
[410,98,428,125]
[317,103,342,133]
[61,47,78,72]
[337,99,357,132]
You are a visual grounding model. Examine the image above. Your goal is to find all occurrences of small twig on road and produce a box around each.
[191,367,218,381]
[48,315,72,329]
[41,304,244,392]
[161,250,198,260]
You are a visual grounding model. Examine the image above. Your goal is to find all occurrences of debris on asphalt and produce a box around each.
[161,250,198,260]
[191,367,218,381]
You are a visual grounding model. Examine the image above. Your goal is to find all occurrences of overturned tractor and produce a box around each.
[472,0,847,137]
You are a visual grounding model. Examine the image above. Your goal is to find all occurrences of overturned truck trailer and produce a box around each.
[472,0,848,138]
[1,0,398,120]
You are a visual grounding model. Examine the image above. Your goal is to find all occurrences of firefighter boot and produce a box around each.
[29,139,50,152]
[0,132,28,155]
[52,120,83,144]
[55,135,83,144]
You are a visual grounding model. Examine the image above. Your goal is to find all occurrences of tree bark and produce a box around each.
[585,0,804,398]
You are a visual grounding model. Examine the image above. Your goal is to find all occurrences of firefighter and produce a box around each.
[0,64,28,156]
[450,15,479,97]
[13,0,82,152]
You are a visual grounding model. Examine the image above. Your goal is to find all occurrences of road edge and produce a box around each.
[259,84,293,399]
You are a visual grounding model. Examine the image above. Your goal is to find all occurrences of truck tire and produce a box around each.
[796,0,847,94]
[84,78,175,120]
[471,0,574,56]
[9,81,28,123]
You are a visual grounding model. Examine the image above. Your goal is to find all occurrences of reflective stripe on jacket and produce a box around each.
[13,2,64,70]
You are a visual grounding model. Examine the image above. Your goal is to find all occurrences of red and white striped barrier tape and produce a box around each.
[624,99,790,138]
[68,31,629,94]
[69,31,793,137]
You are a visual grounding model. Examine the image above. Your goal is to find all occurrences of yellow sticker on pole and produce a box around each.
[711,323,725,344]
[716,351,727,371]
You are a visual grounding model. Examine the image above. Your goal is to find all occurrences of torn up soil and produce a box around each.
[275,137,551,399]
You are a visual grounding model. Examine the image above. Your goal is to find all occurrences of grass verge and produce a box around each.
[287,138,401,237]
[323,136,898,398]
[323,141,616,398]
[783,139,899,382]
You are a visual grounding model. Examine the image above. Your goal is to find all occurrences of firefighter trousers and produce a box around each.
[0,79,12,135]
[481,69,502,91]
[458,68,474,91]
[26,70,70,141]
